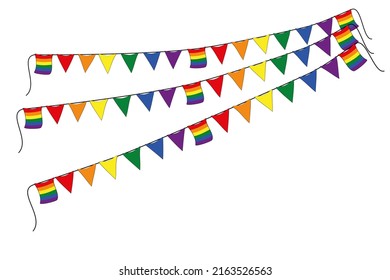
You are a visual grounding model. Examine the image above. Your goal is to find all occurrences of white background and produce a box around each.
[1,0,389,279]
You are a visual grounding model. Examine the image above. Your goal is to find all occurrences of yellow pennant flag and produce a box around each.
[90,99,108,120]
[253,35,270,54]
[255,90,273,111]
[228,68,245,90]
[100,156,118,179]
[250,61,266,81]
[234,100,251,122]
[99,54,116,73]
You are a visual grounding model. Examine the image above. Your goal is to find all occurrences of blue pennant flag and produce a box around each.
[138,92,154,111]
[296,25,312,44]
[144,52,160,70]
[294,46,310,66]
[146,138,164,159]
[300,70,317,92]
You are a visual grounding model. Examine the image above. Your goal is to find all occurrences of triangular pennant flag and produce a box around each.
[300,70,317,91]
[121,53,138,73]
[188,120,213,145]
[296,25,312,44]
[168,129,185,151]
[339,44,367,71]
[270,54,288,74]
[255,90,273,111]
[253,35,270,54]
[79,165,96,186]
[274,31,290,49]
[165,50,181,68]
[211,44,228,64]
[294,46,310,66]
[206,76,224,97]
[234,100,251,122]
[277,81,295,102]
[69,102,86,122]
[315,36,331,56]
[232,40,249,59]
[228,68,245,90]
[322,57,339,78]
[56,172,74,193]
[90,99,108,120]
[250,61,266,81]
[79,54,95,72]
[124,148,141,170]
[212,110,229,132]
[57,55,74,72]
[317,18,333,35]
[100,156,118,179]
[159,88,176,107]
[137,92,154,111]
[144,52,160,70]
[146,138,164,159]
[99,54,116,73]
[46,105,64,124]
[114,96,131,116]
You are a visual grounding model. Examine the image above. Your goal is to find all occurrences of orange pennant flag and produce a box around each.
[79,165,96,186]
[228,68,246,90]
[232,40,249,59]
[78,54,95,72]
[69,102,86,121]
[234,100,251,122]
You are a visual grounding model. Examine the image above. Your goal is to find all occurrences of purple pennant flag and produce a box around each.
[315,37,331,56]
[165,50,181,69]
[322,57,339,78]
[159,88,176,107]
[168,129,185,151]
[317,18,333,35]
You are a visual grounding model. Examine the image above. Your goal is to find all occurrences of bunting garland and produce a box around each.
[28,44,373,213]
[23,9,382,232]
[31,9,361,76]
[20,28,365,131]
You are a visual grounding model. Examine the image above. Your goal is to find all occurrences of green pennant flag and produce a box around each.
[274,31,290,49]
[276,81,294,102]
[114,96,131,116]
[121,53,138,73]
[270,54,288,74]
[124,147,141,170]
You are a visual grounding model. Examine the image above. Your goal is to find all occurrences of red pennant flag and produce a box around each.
[206,76,224,97]
[57,55,74,72]
[212,110,229,132]
[46,105,64,124]
[211,44,228,64]
[56,172,74,193]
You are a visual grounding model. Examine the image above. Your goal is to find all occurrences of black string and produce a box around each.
[358,43,384,72]
[352,8,372,40]
[16,109,24,153]
[354,28,374,54]
[25,55,33,96]
[27,185,38,232]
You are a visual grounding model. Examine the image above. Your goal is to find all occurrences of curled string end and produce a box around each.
[16,109,24,153]
[357,43,385,72]
[25,54,34,96]
[27,185,38,232]
[352,8,373,40]
[353,26,374,54]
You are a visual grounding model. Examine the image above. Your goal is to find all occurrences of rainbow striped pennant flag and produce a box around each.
[188,119,213,145]
[183,82,205,105]
[340,44,367,71]
[188,48,207,68]
[23,108,43,129]
[333,26,359,50]
[35,179,58,204]
[34,54,53,75]
[335,10,358,30]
